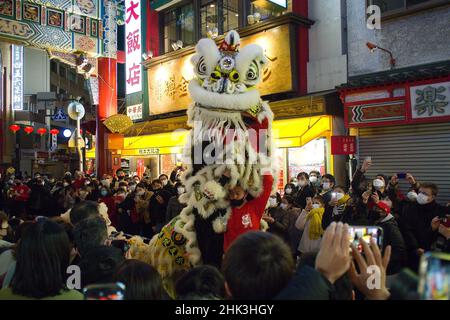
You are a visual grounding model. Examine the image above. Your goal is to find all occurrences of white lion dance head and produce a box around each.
[146,30,277,285]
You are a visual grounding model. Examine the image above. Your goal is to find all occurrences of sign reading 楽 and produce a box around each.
[410,81,450,120]
[11,45,24,111]
[125,0,142,95]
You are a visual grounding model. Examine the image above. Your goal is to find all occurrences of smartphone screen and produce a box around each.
[418,252,450,300]
[397,173,407,179]
[83,282,126,300]
[348,226,383,253]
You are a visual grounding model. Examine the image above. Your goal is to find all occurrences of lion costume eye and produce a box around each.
[246,61,259,82]
[197,57,208,75]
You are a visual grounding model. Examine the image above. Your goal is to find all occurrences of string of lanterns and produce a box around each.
[9,124,61,136]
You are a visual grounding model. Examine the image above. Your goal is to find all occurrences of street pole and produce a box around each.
[76,117,83,173]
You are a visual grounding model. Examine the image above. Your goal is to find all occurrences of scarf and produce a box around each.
[306,207,325,240]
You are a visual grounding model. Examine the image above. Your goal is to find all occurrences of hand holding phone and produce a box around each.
[348,225,383,253]
[397,173,407,179]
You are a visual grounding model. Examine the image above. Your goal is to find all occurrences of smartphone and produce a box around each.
[397,173,407,179]
[348,225,383,253]
[418,252,450,300]
[306,197,312,204]
[365,156,372,162]
[83,282,126,300]
[331,192,337,200]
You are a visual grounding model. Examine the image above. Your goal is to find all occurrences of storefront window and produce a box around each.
[200,0,239,36]
[287,138,326,180]
[163,3,195,53]
[201,0,218,37]
[249,0,289,22]
[223,0,239,33]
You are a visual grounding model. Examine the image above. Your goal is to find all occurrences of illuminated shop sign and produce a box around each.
[11,45,24,111]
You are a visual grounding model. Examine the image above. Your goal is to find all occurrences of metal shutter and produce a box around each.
[358,122,450,204]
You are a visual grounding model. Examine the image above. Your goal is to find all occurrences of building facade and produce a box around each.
[339,0,450,203]
[118,0,349,190]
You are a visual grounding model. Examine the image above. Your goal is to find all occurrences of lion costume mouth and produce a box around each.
[189,80,261,112]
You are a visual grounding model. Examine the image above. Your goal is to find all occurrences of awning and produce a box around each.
[86,115,333,156]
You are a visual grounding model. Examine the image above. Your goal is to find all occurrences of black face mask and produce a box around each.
[230,199,245,208]
[368,210,383,223]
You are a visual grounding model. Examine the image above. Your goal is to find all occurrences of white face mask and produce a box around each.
[373,179,385,190]
[136,190,145,196]
[407,191,418,201]
[269,198,278,207]
[291,181,298,187]
[63,182,69,187]
[417,193,430,205]
[280,203,288,210]
[177,187,185,195]
[285,187,293,195]
[161,179,168,186]
[322,182,331,191]
[335,193,345,201]
[312,203,321,209]
[309,176,318,184]
[129,185,136,192]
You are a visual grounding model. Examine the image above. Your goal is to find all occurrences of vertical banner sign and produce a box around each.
[125,0,142,94]
[11,45,24,111]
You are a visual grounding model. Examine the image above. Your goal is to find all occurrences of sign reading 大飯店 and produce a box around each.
[410,81,450,120]
[125,0,142,95]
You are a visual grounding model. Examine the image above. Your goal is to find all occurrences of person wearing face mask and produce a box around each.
[76,186,90,203]
[309,171,321,189]
[367,199,407,275]
[321,186,367,230]
[165,182,188,223]
[147,179,172,237]
[293,172,316,210]
[264,193,291,244]
[98,187,118,228]
[159,174,176,197]
[319,174,336,205]
[401,183,450,271]
[284,183,296,197]
[11,178,30,218]
[295,195,325,256]
[224,174,274,253]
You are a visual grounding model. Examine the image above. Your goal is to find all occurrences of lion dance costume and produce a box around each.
[145,30,277,281]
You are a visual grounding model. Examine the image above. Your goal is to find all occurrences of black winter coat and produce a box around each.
[378,216,407,275]
[294,185,316,209]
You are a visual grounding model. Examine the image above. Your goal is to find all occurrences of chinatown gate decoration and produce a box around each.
[144,31,278,280]
[0,0,103,56]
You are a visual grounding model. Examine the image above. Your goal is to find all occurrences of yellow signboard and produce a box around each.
[147,24,293,115]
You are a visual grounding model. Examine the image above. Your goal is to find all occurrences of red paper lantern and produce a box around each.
[50,129,60,135]
[37,128,47,136]
[9,124,20,133]
[24,126,34,135]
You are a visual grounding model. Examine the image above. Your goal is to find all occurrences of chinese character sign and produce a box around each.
[410,81,450,119]
[127,104,143,121]
[125,0,142,94]
[331,136,357,155]
[11,45,24,111]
